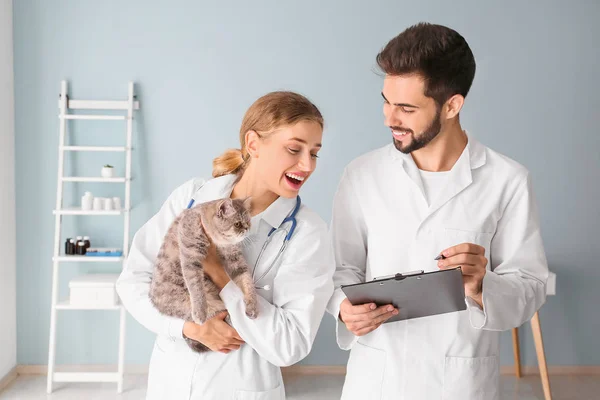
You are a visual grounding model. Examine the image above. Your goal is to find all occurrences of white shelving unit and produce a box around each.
[53,207,128,216]
[52,256,125,263]
[61,177,130,183]
[47,81,139,394]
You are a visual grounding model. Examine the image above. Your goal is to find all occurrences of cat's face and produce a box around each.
[210,197,252,244]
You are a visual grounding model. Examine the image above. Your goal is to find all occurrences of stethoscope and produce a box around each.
[187,194,301,292]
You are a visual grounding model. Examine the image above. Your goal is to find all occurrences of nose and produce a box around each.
[384,105,400,128]
[297,151,314,172]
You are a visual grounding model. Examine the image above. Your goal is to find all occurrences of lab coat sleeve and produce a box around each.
[466,173,549,330]
[116,178,201,340]
[325,168,368,350]
[219,220,335,367]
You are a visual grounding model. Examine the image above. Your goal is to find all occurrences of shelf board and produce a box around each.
[61,146,129,152]
[53,207,128,216]
[60,114,126,121]
[61,177,129,183]
[61,99,140,111]
[55,301,122,311]
[53,256,124,263]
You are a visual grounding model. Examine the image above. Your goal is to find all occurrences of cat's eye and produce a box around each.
[235,222,243,229]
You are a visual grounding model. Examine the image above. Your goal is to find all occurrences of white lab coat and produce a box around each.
[326,136,548,400]
[116,174,334,400]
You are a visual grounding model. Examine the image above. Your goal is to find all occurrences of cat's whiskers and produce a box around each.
[241,234,258,248]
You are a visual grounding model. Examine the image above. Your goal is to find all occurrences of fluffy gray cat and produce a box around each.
[149,197,258,353]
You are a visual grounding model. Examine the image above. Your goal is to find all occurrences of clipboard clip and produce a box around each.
[373,270,424,281]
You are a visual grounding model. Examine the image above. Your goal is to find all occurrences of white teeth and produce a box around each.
[393,130,409,136]
[286,173,305,182]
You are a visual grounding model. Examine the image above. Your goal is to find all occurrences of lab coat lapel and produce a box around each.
[409,135,487,229]
[401,155,428,207]
[392,143,472,220]
[425,145,472,218]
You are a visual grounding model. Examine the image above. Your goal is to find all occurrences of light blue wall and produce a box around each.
[14,0,600,367]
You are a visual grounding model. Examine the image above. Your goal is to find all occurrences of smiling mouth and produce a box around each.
[284,172,305,189]
[392,129,412,140]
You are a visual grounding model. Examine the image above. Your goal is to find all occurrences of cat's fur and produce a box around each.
[149,197,258,353]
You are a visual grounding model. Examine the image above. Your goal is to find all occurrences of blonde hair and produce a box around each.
[212,91,324,178]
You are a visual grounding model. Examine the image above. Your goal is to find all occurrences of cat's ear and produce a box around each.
[217,198,235,218]
[242,196,252,211]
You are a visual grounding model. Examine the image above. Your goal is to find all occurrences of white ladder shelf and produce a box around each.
[47,81,139,394]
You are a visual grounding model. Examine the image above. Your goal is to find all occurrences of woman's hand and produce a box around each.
[183,312,245,353]
[203,241,230,290]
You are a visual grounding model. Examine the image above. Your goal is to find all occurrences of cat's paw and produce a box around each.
[192,310,207,325]
[244,301,258,319]
[206,308,227,321]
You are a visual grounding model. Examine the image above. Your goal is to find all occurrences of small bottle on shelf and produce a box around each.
[81,191,94,210]
[83,236,91,249]
[68,239,76,255]
[76,241,87,255]
[65,238,72,255]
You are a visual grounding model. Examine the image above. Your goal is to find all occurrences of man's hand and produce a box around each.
[183,312,244,353]
[339,298,398,336]
[437,242,488,307]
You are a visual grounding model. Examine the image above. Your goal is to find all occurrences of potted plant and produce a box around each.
[101,164,114,178]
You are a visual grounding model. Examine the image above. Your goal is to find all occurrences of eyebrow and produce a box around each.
[381,92,419,109]
[289,137,322,148]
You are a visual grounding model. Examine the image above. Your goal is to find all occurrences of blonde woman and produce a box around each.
[117,91,334,399]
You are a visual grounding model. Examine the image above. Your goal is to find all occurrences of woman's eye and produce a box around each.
[287,148,300,154]
[311,153,319,160]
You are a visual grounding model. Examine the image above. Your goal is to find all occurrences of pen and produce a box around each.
[434,254,446,260]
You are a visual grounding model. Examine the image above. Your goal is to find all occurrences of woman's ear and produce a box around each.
[245,130,261,159]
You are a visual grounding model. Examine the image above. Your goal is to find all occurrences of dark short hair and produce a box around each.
[376,22,476,107]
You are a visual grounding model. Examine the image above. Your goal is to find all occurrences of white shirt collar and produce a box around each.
[387,130,487,170]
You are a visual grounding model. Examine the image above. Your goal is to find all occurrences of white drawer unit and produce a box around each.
[69,274,120,307]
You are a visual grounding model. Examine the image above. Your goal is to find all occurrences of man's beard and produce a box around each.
[393,107,442,154]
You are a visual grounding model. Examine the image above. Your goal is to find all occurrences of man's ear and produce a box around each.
[443,94,464,120]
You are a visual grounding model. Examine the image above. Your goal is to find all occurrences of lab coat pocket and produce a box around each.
[443,355,499,400]
[146,342,170,400]
[147,337,194,400]
[234,383,284,400]
[341,342,386,400]
[444,228,493,268]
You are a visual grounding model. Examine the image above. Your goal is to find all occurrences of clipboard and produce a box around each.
[340,267,466,323]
